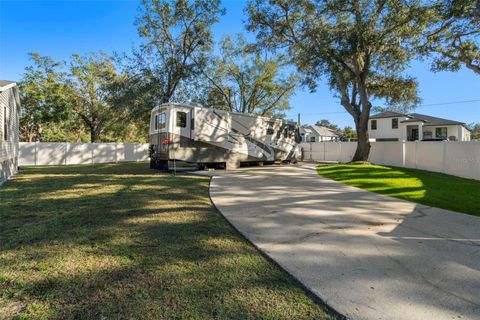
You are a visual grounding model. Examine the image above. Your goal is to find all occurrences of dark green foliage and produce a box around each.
[201,34,298,116]
[423,0,480,74]
[19,53,74,142]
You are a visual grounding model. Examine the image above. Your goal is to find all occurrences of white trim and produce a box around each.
[0,82,17,92]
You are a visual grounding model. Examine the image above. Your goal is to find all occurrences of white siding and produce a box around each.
[368,117,407,141]
[0,86,20,184]
[369,117,470,142]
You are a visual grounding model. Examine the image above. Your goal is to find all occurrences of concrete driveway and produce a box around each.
[209,163,480,320]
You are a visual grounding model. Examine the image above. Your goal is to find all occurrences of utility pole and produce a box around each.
[297,113,301,126]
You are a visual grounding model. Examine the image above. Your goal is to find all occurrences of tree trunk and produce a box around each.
[352,115,371,162]
[90,127,98,143]
[351,76,372,162]
[90,118,100,143]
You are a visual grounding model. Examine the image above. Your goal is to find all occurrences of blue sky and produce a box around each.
[1,0,479,128]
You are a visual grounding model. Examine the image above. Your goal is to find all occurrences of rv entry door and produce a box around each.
[175,110,190,141]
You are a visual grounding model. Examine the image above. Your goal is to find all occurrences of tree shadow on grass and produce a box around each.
[0,163,332,320]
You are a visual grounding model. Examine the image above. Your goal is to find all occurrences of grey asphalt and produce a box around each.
[209,163,480,320]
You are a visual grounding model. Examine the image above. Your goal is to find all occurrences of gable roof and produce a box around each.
[310,125,340,137]
[370,111,406,119]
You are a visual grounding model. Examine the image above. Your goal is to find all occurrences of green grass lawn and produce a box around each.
[1,162,331,320]
[316,164,480,216]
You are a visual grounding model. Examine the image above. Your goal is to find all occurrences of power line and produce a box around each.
[287,99,480,118]
[417,99,480,107]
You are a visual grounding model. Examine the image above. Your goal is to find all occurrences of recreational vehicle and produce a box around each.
[148,103,302,170]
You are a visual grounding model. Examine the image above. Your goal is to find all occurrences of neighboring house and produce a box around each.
[368,111,471,142]
[0,81,21,185]
[300,125,340,142]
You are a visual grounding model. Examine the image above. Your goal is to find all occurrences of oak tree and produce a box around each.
[202,35,297,116]
[424,0,480,75]
[247,0,429,160]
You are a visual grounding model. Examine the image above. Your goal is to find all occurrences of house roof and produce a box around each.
[0,80,16,92]
[401,113,467,128]
[370,111,406,119]
[300,127,313,134]
[371,111,470,131]
[310,125,340,137]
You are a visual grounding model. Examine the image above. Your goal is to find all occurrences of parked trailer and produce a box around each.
[149,103,302,170]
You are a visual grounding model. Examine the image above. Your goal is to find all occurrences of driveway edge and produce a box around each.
[208,175,348,320]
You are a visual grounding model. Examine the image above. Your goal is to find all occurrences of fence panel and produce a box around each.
[443,142,480,180]
[92,143,116,164]
[339,142,357,163]
[369,142,404,167]
[19,142,149,166]
[302,141,480,180]
[415,142,444,173]
[36,143,66,166]
[65,143,92,165]
[324,143,341,161]
[18,141,480,180]
[18,142,36,165]
[404,142,417,168]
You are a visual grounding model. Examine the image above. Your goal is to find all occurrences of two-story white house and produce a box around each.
[368,111,471,142]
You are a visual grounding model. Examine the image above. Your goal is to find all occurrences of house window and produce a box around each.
[392,118,398,129]
[310,136,316,142]
[158,112,166,129]
[371,120,377,130]
[3,104,7,141]
[435,127,447,139]
[176,111,187,128]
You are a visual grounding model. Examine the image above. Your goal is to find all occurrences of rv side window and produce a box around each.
[283,128,288,138]
[266,128,274,135]
[276,129,282,139]
[158,112,166,130]
[176,111,187,128]
[154,114,158,130]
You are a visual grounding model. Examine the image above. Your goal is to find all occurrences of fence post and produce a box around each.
[414,141,418,169]
[402,142,405,168]
[442,141,447,174]
[34,141,37,166]
[339,142,342,163]
[323,141,326,161]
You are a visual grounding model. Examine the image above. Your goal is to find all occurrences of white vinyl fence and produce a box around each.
[301,141,480,181]
[19,142,149,166]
